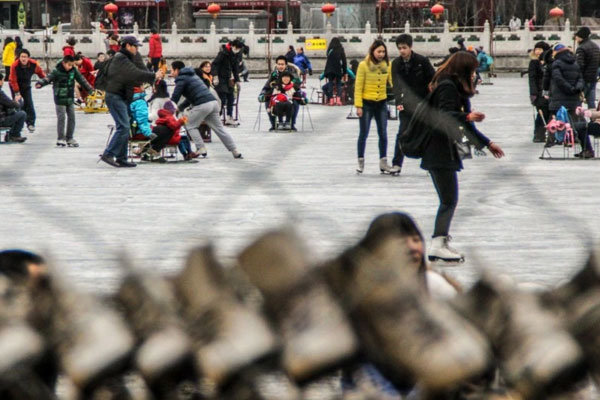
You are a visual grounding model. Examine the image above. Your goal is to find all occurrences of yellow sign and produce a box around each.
[305,38,327,51]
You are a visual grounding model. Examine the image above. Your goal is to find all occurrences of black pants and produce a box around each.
[0,110,26,137]
[20,87,36,126]
[533,98,549,141]
[429,169,459,238]
[273,102,293,123]
[392,110,412,167]
[151,57,161,72]
[218,91,234,117]
[268,101,299,128]
[149,125,175,152]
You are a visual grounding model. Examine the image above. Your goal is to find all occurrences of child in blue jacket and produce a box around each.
[130,85,153,138]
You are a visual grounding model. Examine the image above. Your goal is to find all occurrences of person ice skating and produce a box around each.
[148,28,163,72]
[259,55,302,129]
[62,37,77,58]
[324,37,348,105]
[100,35,162,168]
[354,40,393,174]
[170,60,242,159]
[390,34,435,175]
[2,37,16,90]
[548,44,584,148]
[35,55,94,148]
[574,27,600,109]
[0,73,27,143]
[528,41,551,142]
[266,71,304,131]
[293,47,313,88]
[211,39,243,127]
[9,49,46,133]
[423,52,504,262]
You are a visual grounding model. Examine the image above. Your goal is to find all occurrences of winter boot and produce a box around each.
[356,157,365,174]
[328,97,336,106]
[232,149,243,159]
[428,236,465,262]
[379,158,394,174]
[325,240,492,392]
[453,273,587,399]
[114,258,198,398]
[237,229,358,383]
[336,96,343,106]
[173,246,278,390]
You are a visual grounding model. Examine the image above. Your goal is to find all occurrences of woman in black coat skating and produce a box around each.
[423,52,504,263]
[323,37,348,105]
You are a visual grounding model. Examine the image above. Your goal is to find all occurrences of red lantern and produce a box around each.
[431,3,444,19]
[104,3,118,14]
[321,3,336,18]
[549,7,564,18]
[207,3,221,19]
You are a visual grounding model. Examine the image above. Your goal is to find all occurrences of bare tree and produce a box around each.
[167,0,193,29]
[71,0,91,30]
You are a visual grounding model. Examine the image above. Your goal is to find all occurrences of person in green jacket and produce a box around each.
[35,55,93,147]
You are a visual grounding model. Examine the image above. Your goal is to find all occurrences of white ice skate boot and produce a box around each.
[428,236,465,262]
[356,157,364,174]
[225,116,239,127]
[389,165,401,175]
[379,158,394,174]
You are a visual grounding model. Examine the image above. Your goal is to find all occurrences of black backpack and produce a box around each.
[399,80,455,159]
[94,57,114,91]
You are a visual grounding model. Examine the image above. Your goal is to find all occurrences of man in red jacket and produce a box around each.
[9,49,46,133]
[148,28,163,72]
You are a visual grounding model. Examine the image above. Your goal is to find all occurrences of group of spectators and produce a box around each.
[528,26,600,158]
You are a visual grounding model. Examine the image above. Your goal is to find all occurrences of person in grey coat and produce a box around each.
[575,27,600,109]
[170,60,242,159]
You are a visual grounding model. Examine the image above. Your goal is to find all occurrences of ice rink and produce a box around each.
[1,74,599,294]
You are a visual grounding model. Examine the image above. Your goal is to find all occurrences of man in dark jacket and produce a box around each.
[0,73,27,142]
[9,49,46,133]
[575,27,600,109]
[258,55,302,130]
[171,61,242,159]
[100,36,161,168]
[390,34,435,174]
[212,40,243,126]
[549,44,584,114]
[528,41,550,142]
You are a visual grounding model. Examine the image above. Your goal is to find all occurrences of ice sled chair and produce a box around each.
[77,90,109,114]
[254,93,314,133]
[539,106,583,160]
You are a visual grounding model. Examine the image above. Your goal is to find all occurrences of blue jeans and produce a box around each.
[584,81,597,109]
[324,74,343,98]
[104,92,131,161]
[357,100,388,159]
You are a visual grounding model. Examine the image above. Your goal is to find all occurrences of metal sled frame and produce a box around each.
[78,90,109,114]
[221,84,241,124]
[105,124,180,163]
[253,102,314,133]
[537,110,600,160]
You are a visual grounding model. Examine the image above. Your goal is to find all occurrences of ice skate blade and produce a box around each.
[380,170,400,176]
[356,169,363,174]
[428,255,465,263]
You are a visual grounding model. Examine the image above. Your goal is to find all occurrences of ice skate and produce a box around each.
[67,139,79,147]
[356,157,364,174]
[225,115,239,127]
[197,144,208,158]
[453,273,587,398]
[238,229,358,383]
[174,246,277,389]
[379,158,395,175]
[56,139,67,147]
[232,149,243,159]
[428,236,465,262]
[326,240,491,392]
[389,165,401,175]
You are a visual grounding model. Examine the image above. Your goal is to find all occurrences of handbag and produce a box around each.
[454,126,472,160]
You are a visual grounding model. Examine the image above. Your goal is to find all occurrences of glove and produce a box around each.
[258,93,266,102]
[149,133,158,141]
[181,116,189,124]
[529,95,537,105]
[213,76,219,86]
[308,69,313,76]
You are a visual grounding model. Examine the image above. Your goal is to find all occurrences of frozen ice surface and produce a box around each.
[0,74,599,295]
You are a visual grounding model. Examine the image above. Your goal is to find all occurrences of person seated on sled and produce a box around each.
[153,100,200,161]
[259,55,302,129]
[0,73,27,143]
[265,71,306,131]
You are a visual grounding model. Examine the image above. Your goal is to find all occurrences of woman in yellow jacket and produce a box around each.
[3,37,16,81]
[354,39,394,174]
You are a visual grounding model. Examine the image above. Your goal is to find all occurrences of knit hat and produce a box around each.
[163,101,176,114]
[552,43,566,52]
[575,27,591,40]
[534,41,550,51]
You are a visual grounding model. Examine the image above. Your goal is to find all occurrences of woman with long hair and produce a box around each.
[323,37,348,105]
[423,51,504,262]
[354,39,394,174]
